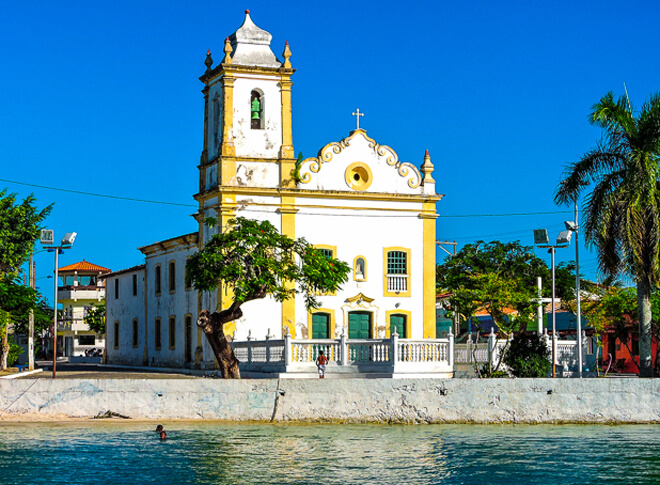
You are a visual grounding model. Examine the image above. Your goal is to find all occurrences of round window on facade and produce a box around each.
[345,162,373,191]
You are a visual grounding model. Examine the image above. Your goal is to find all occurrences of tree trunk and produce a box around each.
[197,309,241,379]
[0,311,8,371]
[637,279,653,377]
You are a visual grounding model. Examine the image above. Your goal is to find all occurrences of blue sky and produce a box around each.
[2,1,658,302]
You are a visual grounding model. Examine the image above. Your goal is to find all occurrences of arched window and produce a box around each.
[169,316,176,350]
[353,256,367,281]
[113,321,119,349]
[155,318,162,350]
[132,319,139,348]
[154,265,161,296]
[251,90,263,129]
[168,260,176,292]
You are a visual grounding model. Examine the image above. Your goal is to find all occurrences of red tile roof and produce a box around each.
[58,260,111,273]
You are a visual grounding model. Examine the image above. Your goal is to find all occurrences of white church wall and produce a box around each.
[294,199,426,339]
[231,196,283,340]
[235,161,280,188]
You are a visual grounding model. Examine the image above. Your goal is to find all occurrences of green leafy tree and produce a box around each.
[0,190,52,369]
[503,332,552,377]
[436,241,545,373]
[0,276,43,369]
[186,217,350,378]
[0,190,52,275]
[84,302,106,334]
[555,91,660,377]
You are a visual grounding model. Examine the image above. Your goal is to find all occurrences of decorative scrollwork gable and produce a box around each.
[298,129,423,191]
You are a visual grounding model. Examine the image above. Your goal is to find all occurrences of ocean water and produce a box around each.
[0,422,658,484]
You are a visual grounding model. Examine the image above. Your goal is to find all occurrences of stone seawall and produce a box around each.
[2,378,660,423]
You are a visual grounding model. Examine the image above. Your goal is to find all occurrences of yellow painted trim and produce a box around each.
[220,75,236,158]
[281,195,296,338]
[344,162,373,191]
[279,76,294,162]
[168,315,176,350]
[422,201,436,338]
[385,310,412,338]
[155,317,162,350]
[315,244,337,255]
[308,308,336,339]
[346,292,374,303]
[353,255,367,281]
[195,185,443,204]
[216,194,237,315]
[383,247,412,297]
[202,64,293,84]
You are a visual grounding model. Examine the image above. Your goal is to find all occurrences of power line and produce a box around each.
[438,210,572,218]
[0,178,197,208]
[1,177,574,219]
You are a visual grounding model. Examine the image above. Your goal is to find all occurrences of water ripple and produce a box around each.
[0,423,659,484]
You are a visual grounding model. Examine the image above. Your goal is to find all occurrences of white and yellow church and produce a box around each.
[105,11,443,370]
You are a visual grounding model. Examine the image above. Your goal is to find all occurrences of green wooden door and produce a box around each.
[348,311,371,339]
[390,314,407,338]
[312,313,330,339]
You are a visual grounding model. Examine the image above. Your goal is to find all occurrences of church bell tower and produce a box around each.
[197,10,296,194]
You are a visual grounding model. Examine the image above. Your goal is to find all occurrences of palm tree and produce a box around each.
[555,91,660,377]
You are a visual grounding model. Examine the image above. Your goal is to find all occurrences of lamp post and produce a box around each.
[40,230,77,378]
[534,228,568,378]
[564,200,582,378]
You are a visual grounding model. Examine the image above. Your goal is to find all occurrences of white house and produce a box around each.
[105,11,443,373]
[55,260,110,357]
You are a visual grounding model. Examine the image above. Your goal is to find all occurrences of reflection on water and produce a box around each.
[1,422,660,484]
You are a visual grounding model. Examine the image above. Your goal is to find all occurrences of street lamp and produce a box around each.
[534,228,568,378]
[40,230,77,378]
[564,200,582,378]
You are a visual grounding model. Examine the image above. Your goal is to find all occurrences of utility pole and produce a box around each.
[28,254,35,371]
[574,200,583,378]
[436,240,459,334]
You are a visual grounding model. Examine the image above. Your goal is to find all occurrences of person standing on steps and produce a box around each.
[316,350,329,379]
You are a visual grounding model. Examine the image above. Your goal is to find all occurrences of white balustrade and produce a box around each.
[231,332,454,376]
[387,275,408,293]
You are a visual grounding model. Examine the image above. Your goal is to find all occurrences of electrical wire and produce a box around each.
[1,177,574,220]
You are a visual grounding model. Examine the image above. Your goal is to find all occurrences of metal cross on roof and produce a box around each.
[352,108,364,130]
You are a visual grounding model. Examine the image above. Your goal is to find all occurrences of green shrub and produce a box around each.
[8,341,23,367]
[486,370,510,378]
[503,332,551,377]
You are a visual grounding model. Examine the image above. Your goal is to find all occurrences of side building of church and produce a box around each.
[105,11,443,369]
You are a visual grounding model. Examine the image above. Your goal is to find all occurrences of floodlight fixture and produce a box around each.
[61,232,77,246]
[564,220,578,231]
[556,230,573,245]
[533,229,549,245]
